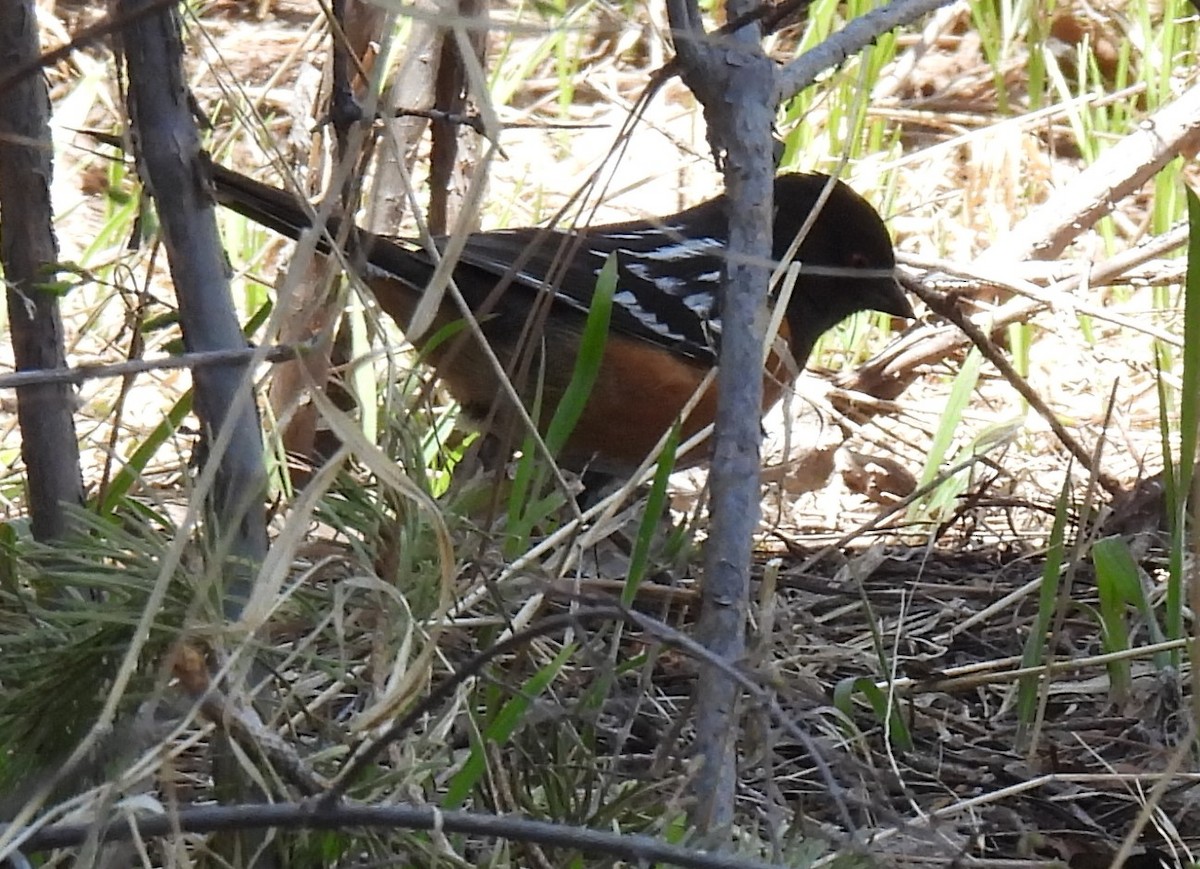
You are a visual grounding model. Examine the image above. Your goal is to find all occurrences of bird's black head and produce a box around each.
[771,173,913,364]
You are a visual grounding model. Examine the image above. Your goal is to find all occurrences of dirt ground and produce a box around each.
[10,0,1199,864]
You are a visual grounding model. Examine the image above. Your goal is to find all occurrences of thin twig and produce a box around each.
[897,252,1186,348]
[907,278,1124,497]
[321,602,869,838]
[774,0,955,103]
[0,342,311,391]
[11,801,791,869]
[0,0,180,95]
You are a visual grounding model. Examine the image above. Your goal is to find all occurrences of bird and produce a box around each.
[142,152,914,474]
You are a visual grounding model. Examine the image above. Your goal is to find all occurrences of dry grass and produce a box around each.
[1,0,1197,864]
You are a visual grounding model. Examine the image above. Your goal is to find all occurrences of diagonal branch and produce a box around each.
[775,0,955,104]
[907,279,1124,497]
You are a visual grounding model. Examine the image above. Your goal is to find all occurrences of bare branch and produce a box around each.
[0,342,312,391]
[906,279,1124,497]
[14,801,791,869]
[979,79,1200,263]
[0,0,84,540]
[775,0,955,104]
[119,0,268,600]
[665,0,778,832]
[0,0,178,95]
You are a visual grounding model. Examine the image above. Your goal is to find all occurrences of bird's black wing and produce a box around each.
[201,152,732,363]
[455,204,733,365]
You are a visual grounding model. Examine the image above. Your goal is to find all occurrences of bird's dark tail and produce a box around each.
[204,164,441,325]
[206,162,334,252]
[78,131,441,325]
[80,129,341,254]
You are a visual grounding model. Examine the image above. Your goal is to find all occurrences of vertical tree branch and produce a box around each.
[0,0,84,541]
[117,5,275,864]
[666,0,778,833]
[117,0,268,606]
[427,0,487,236]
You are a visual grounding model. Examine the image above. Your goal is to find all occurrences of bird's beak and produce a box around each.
[875,276,916,319]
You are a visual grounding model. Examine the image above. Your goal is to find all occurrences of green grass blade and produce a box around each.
[1014,472,1071,739]
[908,346,983,522]
[441,642,574,808]
[832,675,912,751]
[1091,535,1137,703]
[623,423,679,605]
[1168,186,1200,644]
[97,393,193,516]
[506,254,616,551]
[543,253,616,456]
[505,381,552,555]
[1154,345,1182,667]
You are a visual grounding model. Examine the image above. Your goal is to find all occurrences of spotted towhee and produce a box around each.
[184,159,913,473]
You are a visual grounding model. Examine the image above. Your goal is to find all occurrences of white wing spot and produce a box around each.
[604,231,656,241]
[612,290,682,340]
[631,237,723,262]
[682,293,714,316]
[624,261,686,292]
